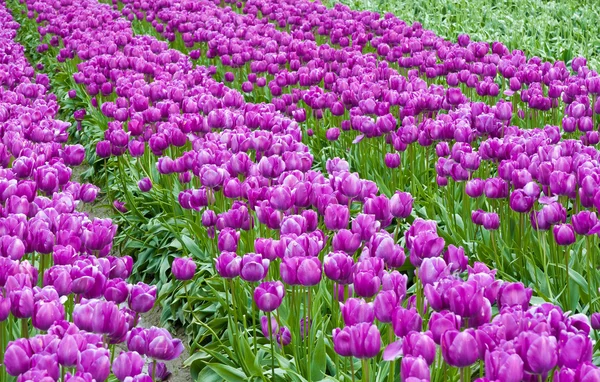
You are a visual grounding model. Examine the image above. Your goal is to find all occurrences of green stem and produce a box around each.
[268,311,275,381]
[387,327,395,382]
[362,359,369,382]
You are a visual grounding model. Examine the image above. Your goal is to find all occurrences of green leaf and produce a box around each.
[206,363,248,382]
[182,235,207,260]
[311,332,327,381]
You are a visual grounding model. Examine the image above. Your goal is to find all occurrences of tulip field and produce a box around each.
[3,0,600,381]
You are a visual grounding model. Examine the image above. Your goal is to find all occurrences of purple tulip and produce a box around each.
[553,224,576,246]
[138,178,152,192]
[218,228,240,252]
[572,211,598,235]
[145,327,184,361]
[129,283,157,313]
[515,332,557,375]
[5,339,32,376]
[428,311,461,344]
[392,307,422,338]
[254,281,285,312]
[239,253,269,282]
[324,204,350,230]
[341,298,375,326]
[57,334,80,367]
[104,279,130,304]
[441,330,479,367]
[419,257,450,285]
[32,299,64,331]
[390,192,413,218]
[401,331,437,365]
[349,323,381,359]
[591,313,600,330]
[172,257,196,281]
[332,327,352,357]
[401,356,430,382]
[323,252,354,284]
[374,290,399,323]
[444,245,468,272]
[485,350,524,382]
[112,351,145,382]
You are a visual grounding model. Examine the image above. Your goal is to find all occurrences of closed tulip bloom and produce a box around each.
[324,204,350,231]
[382,271,408,301]
[297,257,322,286]
[340,172,362,199]
[5,339,32,376]
[341,298,375,326]
[129,283,157,313]
[332,327,353,357]
[410,231,445,267]
[497,282,532,310]
[0,292,10,322]
[484,178,509,199]
[591,313,600,330]
[113,351,145,382]
[485,350,524,382]
[240,253,269,282]
[401,331,437,365]
[260,315,279,340]
[145,327,184,361]
[465,179,485,198]
[332,230,362,254]
[214,252,241,279]
[444,245,468,272]
[557,332,592,368]
[374,290,398,323]
[392,307,423,338]
[353,267,381,298]
[448,280,486,318]
[254,281,285,312]
[401,356,430,382]
[349,323,381,359]
[428,311,461,344]
[553,224,576,246]
[323,252,354,284]
[57,334,79,367]
[419,258,450,285]
[441,330,478,367]
[482,212,500,230]
[326,128,340,141]
[172,257,196,281]
[572,211,598,235]
[32,299,64,331]
[104,279,129,304]
[137,178,152,192]
[510,190,534,213]
[385,153,401,169]
[96,140,111,158]
[352,214,381,241]
[10,287,34,319]
[390,192,413,218]
[515,332,557,375]
[218,228,240,252]
[269,186,293,211]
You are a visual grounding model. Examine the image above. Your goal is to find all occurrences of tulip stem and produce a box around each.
[564,246,570,307]
[350,358,355,382]
[20,319,28,339]
[267,311,275,381]
[491,231,500,269]
[387,327,394,382]
[307,286,312,382]
[361,359,369,382]
[459,367,465,382]
[229,279,238,332]
[152,360,157,382]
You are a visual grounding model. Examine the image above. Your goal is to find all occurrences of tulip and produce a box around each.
[5,339,32,376]
[392,307,422,338]
[441,330,478,367]
[260,315,278,339]
[419,258,450,285]
[374,290,398,323]
[172,257,196,281]
[104,279,129,304]
[254,281,285,312]
[57,334,80,367]
[553,224,576,246]
[353,265,381,298]
[112,352,145,382]
[145,327,184,361]
[332,327,352,357]
[137,178,152,192]
[591,313,600,330]
[515,332,558,375]
[572,211,598,235]
[390,192,413,218]
[324,204,350,230]
[129,283,157,313]
[323,252,354,284]
[332,229,362,254]
[240,253,269,282]
[218,228,240,252]
[32,299,64,331]
[297,257,322,286]
[485,350,524,382]
[340,298,374,326]
[557,332,592,368]
[401,356,430,382]
[444,245,468,272]
[349,323,381,359]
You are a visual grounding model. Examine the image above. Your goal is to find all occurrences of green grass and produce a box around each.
[337,0,600,69]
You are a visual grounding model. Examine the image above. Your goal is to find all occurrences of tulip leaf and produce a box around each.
[311,331,327,381]
[181,235,207,260]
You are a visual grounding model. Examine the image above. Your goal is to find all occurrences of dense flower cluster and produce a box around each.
[0,4,182,381]
[12,0,600,380]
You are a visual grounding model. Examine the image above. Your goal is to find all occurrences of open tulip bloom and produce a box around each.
[3,0,600,379]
